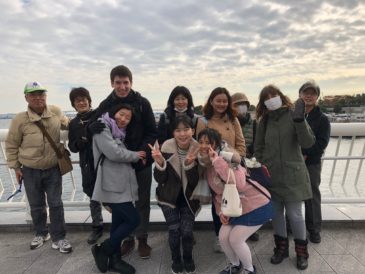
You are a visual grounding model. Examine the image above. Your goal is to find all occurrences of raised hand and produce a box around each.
[208,145,218,160]
[148,141,165,167]
[185,146,200,166]
[292,98,305,122]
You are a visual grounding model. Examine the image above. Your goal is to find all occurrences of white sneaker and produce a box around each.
[52,239,72,253]
[213,237,223,253]
[30,233,50,250]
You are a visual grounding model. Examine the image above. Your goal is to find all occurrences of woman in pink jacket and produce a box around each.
[197,128,273,274]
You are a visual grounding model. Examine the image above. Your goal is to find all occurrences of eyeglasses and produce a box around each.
[7,178,23,200]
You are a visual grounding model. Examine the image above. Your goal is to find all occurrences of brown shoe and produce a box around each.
[137,238,151,259]
[120,238,135,258]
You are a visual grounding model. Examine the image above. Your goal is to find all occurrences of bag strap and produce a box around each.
[225,168,236,185]
[35,121,62,159]
[94,153,105,173]
[246,177,271,200]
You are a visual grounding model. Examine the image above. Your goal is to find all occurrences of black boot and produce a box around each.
[109,253,136,274]
[87,226,103,245]
[270,235,289,264]
[91,239,114,273]
[295,239,309,270]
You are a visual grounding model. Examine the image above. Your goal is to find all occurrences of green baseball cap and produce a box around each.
[24,81,47,94]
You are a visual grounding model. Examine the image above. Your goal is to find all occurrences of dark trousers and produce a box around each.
[105,202,140,252]
[133,166,152,239]
[305,163,322,234]
[212,203,222,236]
[160,203,195,261]
[22,166,66,242]
[89,200,103,228]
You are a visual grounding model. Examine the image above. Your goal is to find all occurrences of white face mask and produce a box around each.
[264,96,282,111]
[174,107,188,113]
[237,104,248,115]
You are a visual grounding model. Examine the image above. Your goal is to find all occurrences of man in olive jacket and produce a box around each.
[5,82,72,253]
[299,81,330,244]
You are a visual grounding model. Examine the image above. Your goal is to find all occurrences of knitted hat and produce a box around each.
[231,93,250,107]
[299,81,320,96]
[24,81,47,94]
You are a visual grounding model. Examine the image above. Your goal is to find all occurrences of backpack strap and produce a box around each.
[162,112,170,125]
[201,116,208,127]
[246,177,271,200]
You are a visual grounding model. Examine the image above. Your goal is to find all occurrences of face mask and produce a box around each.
[237,105,248,115]
[174,107,188,113]
[264,96,282,111]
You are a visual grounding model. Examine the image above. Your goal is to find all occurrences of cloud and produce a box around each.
[0,0,364,113]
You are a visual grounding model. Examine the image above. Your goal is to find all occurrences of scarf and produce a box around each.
[101,112,126,140]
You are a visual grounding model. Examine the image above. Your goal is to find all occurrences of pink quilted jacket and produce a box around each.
[206,156,271,216]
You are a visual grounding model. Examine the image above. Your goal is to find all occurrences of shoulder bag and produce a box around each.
[35,121,73,176]
[221,168,242,217]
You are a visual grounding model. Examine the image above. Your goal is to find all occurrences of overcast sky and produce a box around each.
[0,0,364,113]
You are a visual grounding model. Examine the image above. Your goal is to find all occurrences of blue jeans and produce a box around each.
[22,166,66,242]
[105,202,140,252]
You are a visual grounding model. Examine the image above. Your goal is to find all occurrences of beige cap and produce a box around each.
[231,93,250,106]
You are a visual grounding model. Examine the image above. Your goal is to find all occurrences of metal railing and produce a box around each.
[0,123,365,210]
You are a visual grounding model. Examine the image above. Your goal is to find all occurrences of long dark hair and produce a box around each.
[255,85,293,120]
[165,86,195,119]
[202,87,236,121]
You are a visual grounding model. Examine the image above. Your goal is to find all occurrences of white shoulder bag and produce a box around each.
[221,168,242,217]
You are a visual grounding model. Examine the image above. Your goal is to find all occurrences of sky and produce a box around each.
[0,0,364,113]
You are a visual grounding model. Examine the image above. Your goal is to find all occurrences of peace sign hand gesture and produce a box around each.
[184,146,200,166]
[208,145,218,161]
[148,141,165,167]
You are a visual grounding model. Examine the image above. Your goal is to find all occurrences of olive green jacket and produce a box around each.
[254,107,315,202]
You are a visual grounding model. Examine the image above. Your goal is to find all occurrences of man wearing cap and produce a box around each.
[5,82,72,253]
[231,92,260,242]
[299,80,330,243]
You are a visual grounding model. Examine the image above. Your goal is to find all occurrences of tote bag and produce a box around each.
[221,168,242,217]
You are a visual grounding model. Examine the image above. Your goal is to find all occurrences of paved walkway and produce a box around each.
[1,204,365,274]
[1,225,365,274]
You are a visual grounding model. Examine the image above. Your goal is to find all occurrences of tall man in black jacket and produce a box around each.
[91,65,157,259]
[299,81,330,244]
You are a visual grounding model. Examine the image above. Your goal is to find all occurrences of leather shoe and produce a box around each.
[138,238,151,259]
[120,238,135,258]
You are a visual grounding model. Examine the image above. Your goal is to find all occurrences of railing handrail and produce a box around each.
[1,123,365,209]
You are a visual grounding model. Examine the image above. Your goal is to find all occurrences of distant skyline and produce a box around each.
[0,0,364,113]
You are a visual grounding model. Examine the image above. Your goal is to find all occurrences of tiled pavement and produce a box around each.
[1,204,365,274]
[0,227,365,274]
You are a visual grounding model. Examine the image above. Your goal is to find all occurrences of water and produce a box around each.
[0,119,159,204]
[1,119,365,205]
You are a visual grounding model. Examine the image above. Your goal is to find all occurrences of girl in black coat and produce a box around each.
[150,115,200,274]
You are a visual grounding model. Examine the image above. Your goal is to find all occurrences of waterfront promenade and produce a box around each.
[1,123,364,273]
[1,204,365,274]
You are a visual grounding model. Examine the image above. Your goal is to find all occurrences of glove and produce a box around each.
[88,121,106,135]
[292,98,305,122]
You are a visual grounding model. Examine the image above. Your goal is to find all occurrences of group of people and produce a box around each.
[5,64,330,274]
